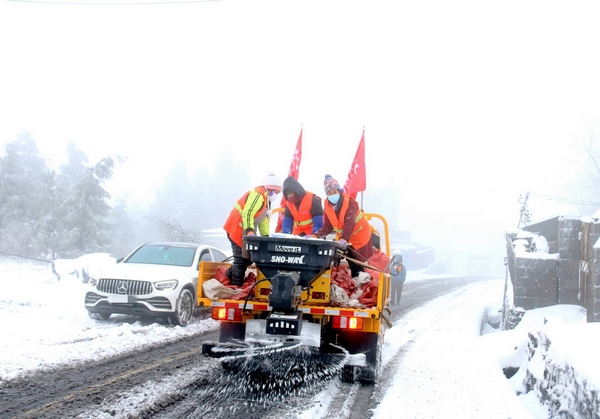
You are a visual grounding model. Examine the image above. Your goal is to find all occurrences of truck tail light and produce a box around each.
[332,316,363,330]
[212,307,242,322]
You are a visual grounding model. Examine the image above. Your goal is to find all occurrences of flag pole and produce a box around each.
[360,125,364,210]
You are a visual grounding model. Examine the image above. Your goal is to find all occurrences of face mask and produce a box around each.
[268,191,278,202]
[327,194,340,204]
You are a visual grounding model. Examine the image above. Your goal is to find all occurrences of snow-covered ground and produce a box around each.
[0,255,595,418]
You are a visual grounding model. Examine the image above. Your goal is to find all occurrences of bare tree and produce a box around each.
[584,120,600,179]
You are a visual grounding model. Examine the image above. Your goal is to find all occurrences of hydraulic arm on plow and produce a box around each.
[199,213,392,384]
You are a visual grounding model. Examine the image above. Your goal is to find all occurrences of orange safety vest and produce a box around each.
[323,193,371,249]
[285,192,317,236]
[223,186,268,247]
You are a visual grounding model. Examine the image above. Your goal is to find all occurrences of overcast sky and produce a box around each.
[2,0,600,257]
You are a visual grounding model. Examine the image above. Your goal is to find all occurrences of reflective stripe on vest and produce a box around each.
[324,194,370,248]
[287,192,315,236]
[223,186,268,247]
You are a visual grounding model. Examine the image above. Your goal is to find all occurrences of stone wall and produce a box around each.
[513,257,558,310]
[578,220,600,322]
[593,244,600,322]
[558,218,582,305]
[588,221,600,322]
[523,321,600,418]
[507,217,600,320]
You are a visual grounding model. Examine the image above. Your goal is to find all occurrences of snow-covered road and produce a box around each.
[372,280,535,419]
[1,258,583,418]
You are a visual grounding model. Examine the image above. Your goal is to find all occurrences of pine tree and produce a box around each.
[56,142,89,193]
[0,132,55,258]
[54,146,124,257]
[106,198,137,257]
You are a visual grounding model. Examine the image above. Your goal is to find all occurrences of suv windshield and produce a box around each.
[126,245,196,267]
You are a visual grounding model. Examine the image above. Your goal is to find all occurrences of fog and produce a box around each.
[2,0,600,273]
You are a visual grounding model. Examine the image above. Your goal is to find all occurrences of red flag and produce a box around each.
[288,128,302,179]
[344,130,366,199]
[276,128,303,232]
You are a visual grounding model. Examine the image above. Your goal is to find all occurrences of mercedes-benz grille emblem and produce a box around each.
[117,281,128,294]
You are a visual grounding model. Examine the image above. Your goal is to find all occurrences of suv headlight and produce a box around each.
[154,280,178,291]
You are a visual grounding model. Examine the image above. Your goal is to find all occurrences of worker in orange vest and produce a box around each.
[310,174,373,278]
[223,171,282,286]
[281,176,324,237]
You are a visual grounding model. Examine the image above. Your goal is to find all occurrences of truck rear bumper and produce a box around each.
[245,319,321,347]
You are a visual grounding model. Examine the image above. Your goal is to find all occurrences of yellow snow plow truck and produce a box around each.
[198,212,396,384]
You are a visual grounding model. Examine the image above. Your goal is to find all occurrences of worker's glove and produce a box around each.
[337,239,348,249]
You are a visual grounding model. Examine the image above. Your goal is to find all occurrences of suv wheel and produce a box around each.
[168,288,194,326]
[88,311,111,320]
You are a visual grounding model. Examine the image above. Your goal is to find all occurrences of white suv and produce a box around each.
[85,242,228,326]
